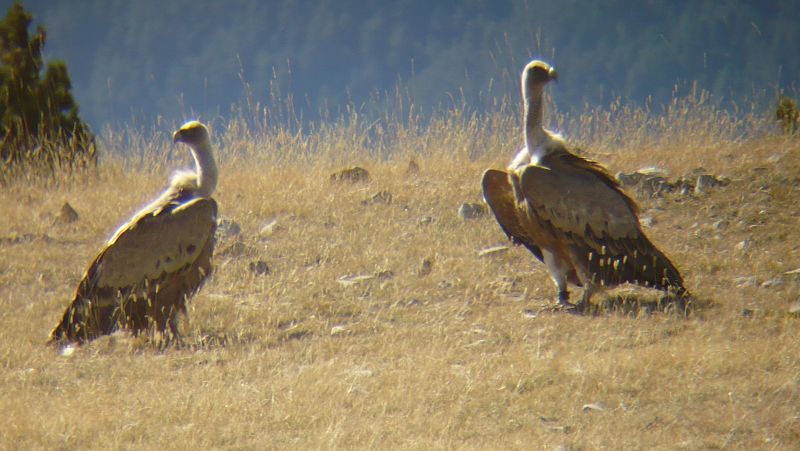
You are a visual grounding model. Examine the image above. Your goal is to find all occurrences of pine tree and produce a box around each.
[0,1,95,176]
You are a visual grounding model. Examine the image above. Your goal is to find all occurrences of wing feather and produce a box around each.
[49,196,217,342]
[520,153,640,244]
[519,152,684,292]
[482,169,544,262]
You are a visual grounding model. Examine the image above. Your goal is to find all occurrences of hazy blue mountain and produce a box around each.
[5,0,798,130]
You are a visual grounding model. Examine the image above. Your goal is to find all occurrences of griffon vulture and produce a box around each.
[482,60,686,310]
[49,121,218,343]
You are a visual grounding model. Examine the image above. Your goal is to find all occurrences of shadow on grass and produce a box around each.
[580,292,714,318]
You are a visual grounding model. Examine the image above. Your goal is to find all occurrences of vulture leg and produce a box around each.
[543,251,576,307]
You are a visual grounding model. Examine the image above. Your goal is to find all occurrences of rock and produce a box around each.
[639,176,672,197]
[638,166,670,177]
[617,171,674,197]
[458,202,486,220]
[788,302,800,315]
[616,171,644,187]
[217,218,242,237]
[418,258,432,277]
[406,158,420,175]
[582,403,606,412]
[330,325,349,336]
[523,309,538,318]
[259,218,280,236]
[248,260,270,276]
[55,202,79,224]
[761,278,784,289]
[639,216,655,228]
[673,177,695,195]
[418,216,433,226]
[478,245,509,257]
[330,166,370,183]
[361,190,392,205]
[734,240,749,255]
[712,220,729,230]
[734,276,758,288]
[694,174,724,194]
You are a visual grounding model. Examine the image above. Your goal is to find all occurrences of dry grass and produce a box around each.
[1,96,799,449]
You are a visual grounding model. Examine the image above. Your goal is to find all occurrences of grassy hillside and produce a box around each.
[1,97,799,449]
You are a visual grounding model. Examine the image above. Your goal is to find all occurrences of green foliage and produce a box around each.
[776,96,798,135]
[0,1,95,178]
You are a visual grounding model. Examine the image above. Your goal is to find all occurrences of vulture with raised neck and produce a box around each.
[482,60,686,310]
[50,120,218,343]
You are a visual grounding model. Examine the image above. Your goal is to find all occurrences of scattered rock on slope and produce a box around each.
[54,202,79,224]
[458,202,486,219]
[330,166,370,183]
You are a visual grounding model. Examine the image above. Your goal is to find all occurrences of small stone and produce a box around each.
[734,240,749,255]
[418,258,432,277]
[406,158,420,175]
[361,190,392,205]
[330,325,348,336]
[761,278,784,289]
[639,216,655,228]
[616,171,643,187]
[330,166,370,183]
[418,216,433,226]
[55,202,79,224]
[458,202,486,220]
[712,220,729,230]
[638,166,670,177]
[523,309,538,318]
[734,276,758,288]
[248,260,270,276]
[582,403,606,412]
[788,302,800,315]
[217,218,242,237]
[695,174,723,194]
[639,176,672,197]
[259,219,280,236]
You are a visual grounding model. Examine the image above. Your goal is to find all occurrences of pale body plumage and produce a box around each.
[482,61,685,309]
[50,121,218,343]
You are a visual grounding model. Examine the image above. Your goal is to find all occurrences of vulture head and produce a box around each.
[522,60,558,99]
[173,120,210,147]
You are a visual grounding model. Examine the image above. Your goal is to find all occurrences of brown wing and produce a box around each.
[482,169,543,262]
[520,153,640,242]
[49,197,218,343]
[520,152,684,292]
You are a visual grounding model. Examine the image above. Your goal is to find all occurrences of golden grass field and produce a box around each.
[1,95,799,449]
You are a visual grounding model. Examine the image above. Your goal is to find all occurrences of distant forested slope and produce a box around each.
[9,0,799,129]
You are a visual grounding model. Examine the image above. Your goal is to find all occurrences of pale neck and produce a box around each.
[190,141,218,197]
[524,85,546,152]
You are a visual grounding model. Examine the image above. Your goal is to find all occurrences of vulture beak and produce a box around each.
[172,130,183,144]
